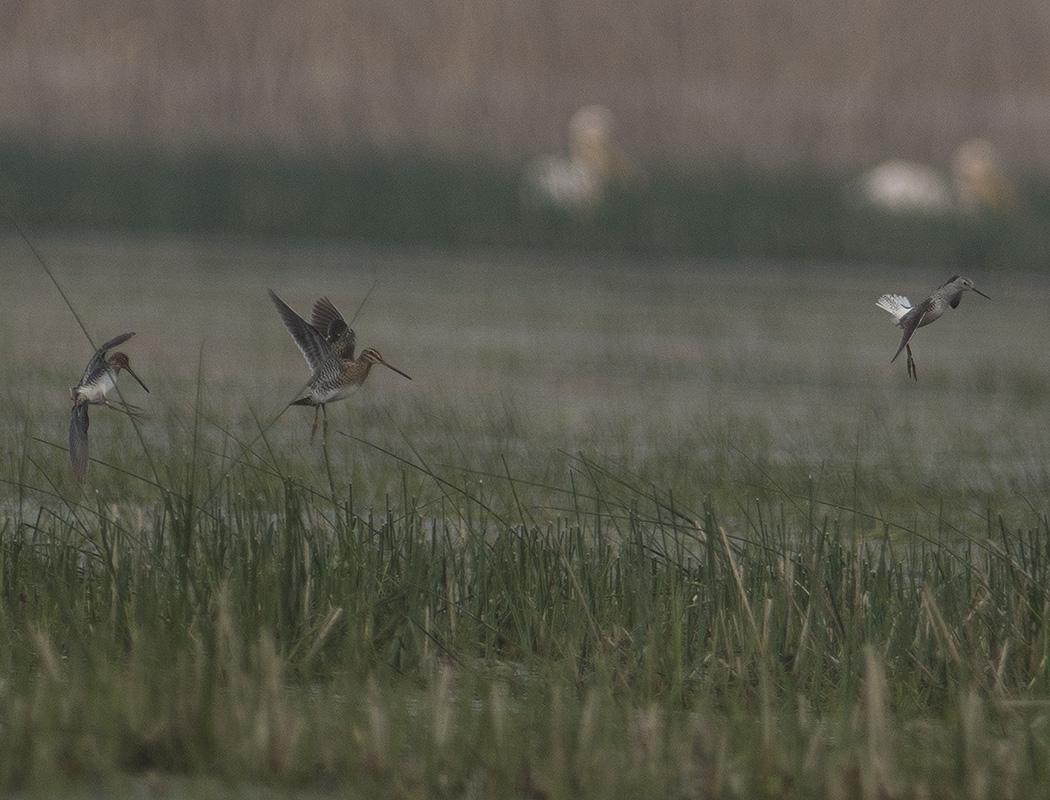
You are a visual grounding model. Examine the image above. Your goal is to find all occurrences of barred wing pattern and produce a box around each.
[268,290,346,401]
[78,332,135,387]
[311,296,355,358]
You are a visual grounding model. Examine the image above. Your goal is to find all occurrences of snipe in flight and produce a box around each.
[268,290,411,444]
[68,332,150,483]
[876,275,989,380]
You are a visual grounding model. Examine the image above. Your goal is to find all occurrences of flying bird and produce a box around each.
[268,290,411,444]
[69,332,150,482]
[876,275,989,380]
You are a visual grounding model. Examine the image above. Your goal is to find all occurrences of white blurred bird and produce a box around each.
[521,105,641,216]
[849,139,1018,215]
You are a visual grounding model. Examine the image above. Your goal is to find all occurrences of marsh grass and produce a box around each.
[2,238,1050,796]
[3,408,1050,797]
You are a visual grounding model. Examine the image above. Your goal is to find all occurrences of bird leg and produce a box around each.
[309,405,322,444]
[104,399,147,417]
[321,405,329,446]
[906,344,918,381]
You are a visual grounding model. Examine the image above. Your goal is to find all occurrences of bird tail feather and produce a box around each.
[876,293,912,322]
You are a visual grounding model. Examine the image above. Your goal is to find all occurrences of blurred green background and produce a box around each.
[1,0,1049,266]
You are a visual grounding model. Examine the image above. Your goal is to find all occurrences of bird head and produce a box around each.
[360,348,412,380]
[108,352,150,392]
[942,276,990,308]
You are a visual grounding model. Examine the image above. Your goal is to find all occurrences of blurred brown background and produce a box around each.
[3,0,1049,174]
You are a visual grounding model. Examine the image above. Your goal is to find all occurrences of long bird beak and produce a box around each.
[124,364,151,393]
[973,287,991,300]
[378,358,412,380]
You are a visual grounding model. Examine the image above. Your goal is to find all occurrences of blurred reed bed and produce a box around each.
[1,0,1049,170]
[3,1,1050,265]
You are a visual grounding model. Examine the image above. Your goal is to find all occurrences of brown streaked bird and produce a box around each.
[876,275,990,380]
[268,289,411,444]
[69,332,150,483]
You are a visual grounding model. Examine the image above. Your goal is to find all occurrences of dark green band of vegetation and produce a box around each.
[2,139,1048,268]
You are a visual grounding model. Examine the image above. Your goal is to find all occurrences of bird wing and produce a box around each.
[269,290,338,374]
[328,330,356,360]
[78,332,135,386]
[890,300,930,362]
[311,296,356,358]
[311,296,345,334]
[69,402,90,483]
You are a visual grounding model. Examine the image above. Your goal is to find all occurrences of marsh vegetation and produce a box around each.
[2,236,1050,797]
